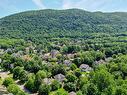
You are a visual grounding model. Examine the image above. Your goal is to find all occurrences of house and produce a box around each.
[54,74,65,82]
[63,60,72,66]
[50,50,59,58]
[69,92,76,95]
[12,52,22,58]
[79,64,92,72]
[5,48,13,54]
[95,59,105,65]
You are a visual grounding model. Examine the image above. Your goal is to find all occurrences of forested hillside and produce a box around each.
[1,9,127,40]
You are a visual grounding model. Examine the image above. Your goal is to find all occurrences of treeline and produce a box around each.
[1,9,127,42]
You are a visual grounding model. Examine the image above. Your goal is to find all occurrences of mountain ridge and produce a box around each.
[2,8,127,18]
[1,9,127,40]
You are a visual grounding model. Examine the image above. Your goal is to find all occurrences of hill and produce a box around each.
[0,9,127,40]
[0,9,127,95]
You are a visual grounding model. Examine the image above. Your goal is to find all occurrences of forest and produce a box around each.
[0,9,127,95]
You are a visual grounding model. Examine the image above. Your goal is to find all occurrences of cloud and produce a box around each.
[62,0,115,12]
[32,0,46,9]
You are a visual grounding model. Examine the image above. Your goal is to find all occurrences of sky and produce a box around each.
[0,0,127,18]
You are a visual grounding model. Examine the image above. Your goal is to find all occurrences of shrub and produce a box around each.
[73,57,83,67]
[13,66,23,79]
[7,84,20,95]
[76,90,83,95]
[51,64,66,76]
[75,69,82,77]
[38,84,51,95]
[86,83,99,95]
[3,77,14,87]
[66,73,77,82]
[70,63,77,71]
[64,82,76,92]
[19,70,28,83]
[25,77,37,93]
[53,88,68,95]
[49,58,57,62]
[35,70,47,90]
[16,90,28,95]
[51,80,61,91]
[91,69,115,91]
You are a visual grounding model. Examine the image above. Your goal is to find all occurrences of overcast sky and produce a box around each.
[0,0,127,18]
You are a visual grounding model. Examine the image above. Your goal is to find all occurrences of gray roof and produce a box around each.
[63,60,72,66]
[79,64,92,72]
[54,74,65,82]
[50,50,59,58]
[69,92,76,95]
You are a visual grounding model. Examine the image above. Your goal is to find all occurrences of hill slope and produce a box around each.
[0,9,127,39]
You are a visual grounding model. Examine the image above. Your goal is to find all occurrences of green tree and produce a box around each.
[51,80,61,91]
[19,70,28,83]
[70,63,77,71]
[13,66,23,79]
[66,73,77,82]
[53,88,68,95]
[35,70,47,90]
[73,57,83,67]
[25,77,37,93]
[3,77,15,87]
[91,69,115,92]
[86,83,99,95]
[76,90,83,95]
[64,82,76,92]
[115,85,127,95]
[75,69,82,77]
[38,84,51,95]
[51,64,66,76]
[7,84,21,95]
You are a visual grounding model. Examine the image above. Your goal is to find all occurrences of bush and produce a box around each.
[3,77,15,87]
[73,57,83,67]
[75,69,82,77]
[66,73,77,82]
[64,82,76,92]
[53,88,68,95]
[7,84,20,95]
[19,70,28,83]
[25,77,37,93]
[91,69,115,92]
[49,58,57,62]
[79,76,88,89]
[16,90,28,95]
[35,70,47,90]
[76,90,83,95]
[51,64,66,76]
[38,84,51,95]
[86,83,99,95]
[70,63,77,70]
[115,85,127,95]
[13,66,23,79]
[51,80,61,91]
